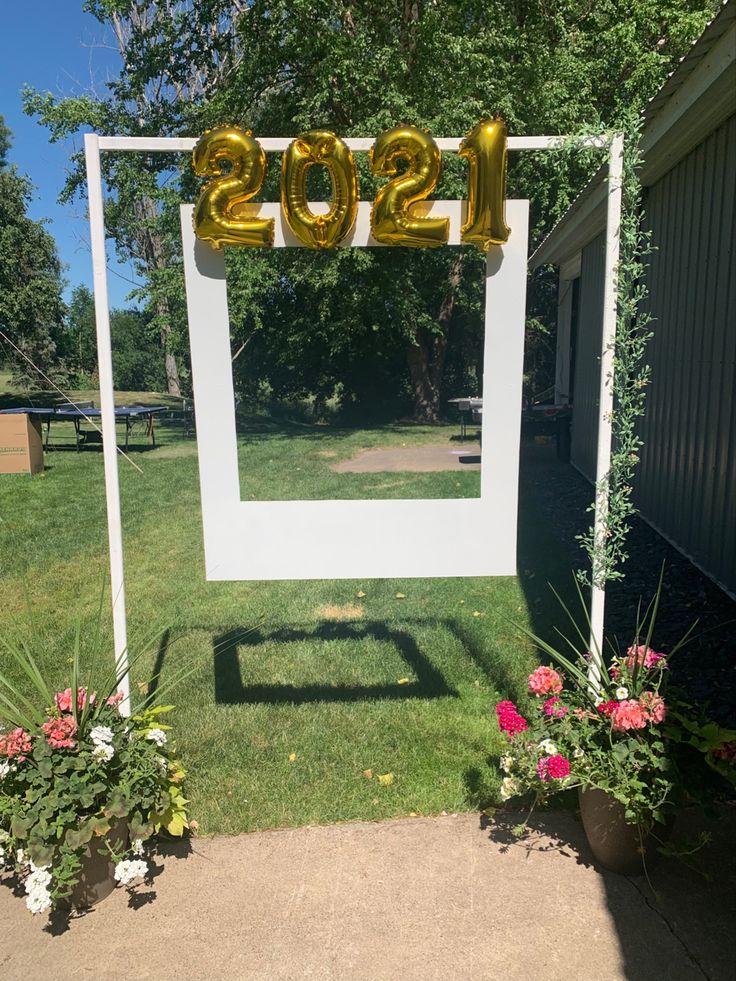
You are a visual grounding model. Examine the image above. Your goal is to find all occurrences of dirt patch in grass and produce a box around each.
[317,450,337,458]
[315,603,365,620]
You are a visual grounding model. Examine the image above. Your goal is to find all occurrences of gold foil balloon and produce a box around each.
[192,125,274,249]
[370,126,448,247]
[281,131,359,249]
[459,118,510,249]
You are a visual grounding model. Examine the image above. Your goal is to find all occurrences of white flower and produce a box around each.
[499,776,519,801]
[146,728,167,747]
[573,748,585,759]
[500,755,514,774]
[114,859,148,886]
[156,755,168,771]
[538,739,558,756]
[92,743,115,762]
[24,866,52,915]
[594,696,604,707]
[0,761,11,779]
[131,838,145,857]
[25,890,52,914]
[90,725,114,746]
[615,687,629,701]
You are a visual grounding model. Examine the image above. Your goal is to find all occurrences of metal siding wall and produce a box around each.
[570,233,606,480]
[637,113,736,594]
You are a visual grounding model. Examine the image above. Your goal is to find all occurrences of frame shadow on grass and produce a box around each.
[212,620,457,705]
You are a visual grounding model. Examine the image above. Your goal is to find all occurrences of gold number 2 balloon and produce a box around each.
[192,125,274,249]
[370,126,448,248]
[459,118,511,249]
[281,131,359,249]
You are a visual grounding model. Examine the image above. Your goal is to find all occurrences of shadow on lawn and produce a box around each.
[212,620,456,705]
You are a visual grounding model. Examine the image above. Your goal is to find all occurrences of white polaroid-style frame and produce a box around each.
[180,198,529,581]
[84,132,621,712]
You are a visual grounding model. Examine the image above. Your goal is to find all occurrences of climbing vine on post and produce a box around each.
[576,113,654,588]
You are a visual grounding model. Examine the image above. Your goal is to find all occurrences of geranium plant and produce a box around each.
[495,586,736,839]
[0,629,188,915]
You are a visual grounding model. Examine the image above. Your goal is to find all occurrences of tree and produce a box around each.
[24,0,248,396]
[24,0,720,417]
[0,115,66,387]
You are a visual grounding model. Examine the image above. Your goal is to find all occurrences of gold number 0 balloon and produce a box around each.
[192,126,274,249]
[281,131,359,249]
[459,118,510,249]
[370,126,448,248]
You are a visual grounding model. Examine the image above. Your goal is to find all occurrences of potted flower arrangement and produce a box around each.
[494,597,735,874]
[0,638,188,915]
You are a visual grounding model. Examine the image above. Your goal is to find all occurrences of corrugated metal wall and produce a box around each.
[636,113,736,593]
[570,232,605,480]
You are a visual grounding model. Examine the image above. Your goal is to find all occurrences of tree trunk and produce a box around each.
[134,193,182,397]
[406,256,464,422]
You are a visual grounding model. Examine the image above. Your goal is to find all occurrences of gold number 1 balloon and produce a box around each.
[459,118,510,249]
[192,125,274,249]
[370,126,448,247]
[281,131,359,249]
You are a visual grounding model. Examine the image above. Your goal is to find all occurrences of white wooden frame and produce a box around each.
[84,132,619,712]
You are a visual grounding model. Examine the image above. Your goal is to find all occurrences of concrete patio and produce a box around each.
[1,806,733,981]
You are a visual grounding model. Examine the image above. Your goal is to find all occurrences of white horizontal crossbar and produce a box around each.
[97,134,609,153]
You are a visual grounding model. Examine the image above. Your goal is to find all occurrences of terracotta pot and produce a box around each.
[64,821,128,909]
[578,789,671,874]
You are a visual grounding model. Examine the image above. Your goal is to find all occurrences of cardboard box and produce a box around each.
[0,414,44,475]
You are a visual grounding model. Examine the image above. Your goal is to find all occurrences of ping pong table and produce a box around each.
[0,405,168,451]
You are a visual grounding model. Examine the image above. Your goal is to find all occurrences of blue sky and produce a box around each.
[0,3,140,308]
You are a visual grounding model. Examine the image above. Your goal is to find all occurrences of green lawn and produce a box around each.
[0,389,570,834]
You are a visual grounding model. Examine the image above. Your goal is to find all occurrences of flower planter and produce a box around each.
[63,821,128,909]
[578,789,670,874]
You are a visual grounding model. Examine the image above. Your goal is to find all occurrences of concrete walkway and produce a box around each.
[1,808,733,981]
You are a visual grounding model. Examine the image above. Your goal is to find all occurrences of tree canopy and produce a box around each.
[24,0,720,415]
[0,115,66,387]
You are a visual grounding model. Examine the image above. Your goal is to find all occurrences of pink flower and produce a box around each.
[106,691,125,708]
[537,754,570,781]
[495,701,529,736]
[543,696,568,718]
[627,645,667,671]
[610,699,649,732]
[528,666,563,697]
[42,715,78,750]
[54,687,94,713]
[0,727,33,760]
[639,691,666,723]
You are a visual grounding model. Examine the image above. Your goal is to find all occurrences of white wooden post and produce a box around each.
[588,132,624,687]
[84,133,131,716]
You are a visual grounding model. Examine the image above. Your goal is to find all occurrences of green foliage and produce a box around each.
[0,624,188,913]
[501,587,734,837]
[22,1,719,412]
[0,115,66,387]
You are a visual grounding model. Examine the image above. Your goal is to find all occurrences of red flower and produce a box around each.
[597,700,618,717]
[537,754,570,781]
[42,715,78,750]
[495,701,529,736]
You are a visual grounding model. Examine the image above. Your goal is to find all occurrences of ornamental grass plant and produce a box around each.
[0,618,188,915]
[496,582,736,841]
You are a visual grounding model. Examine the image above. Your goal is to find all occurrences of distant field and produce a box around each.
[0,387,567,834]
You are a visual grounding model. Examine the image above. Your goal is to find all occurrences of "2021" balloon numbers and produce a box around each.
[192,119,510,251]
